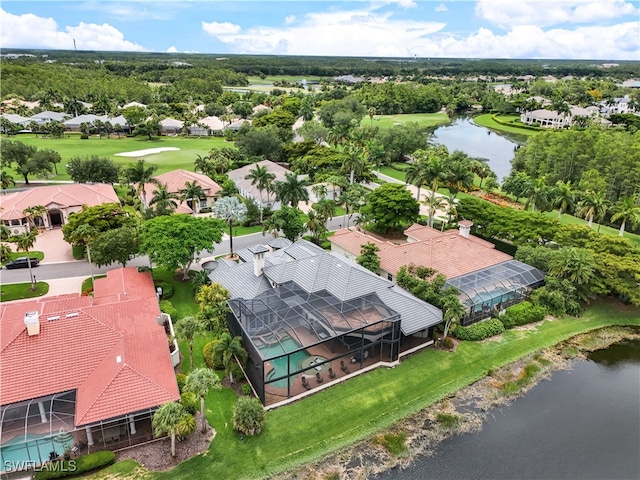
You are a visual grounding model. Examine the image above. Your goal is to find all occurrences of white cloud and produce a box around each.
[476,0,639,28]
[201,21,241,35]
[166,45,178,53]
[382,0,418,8]
[435,4,448,12]
[285,15,296,25]
[0,8,145,51]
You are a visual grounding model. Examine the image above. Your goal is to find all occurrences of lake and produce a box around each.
[377,339,640,480]
[430,117,522,182]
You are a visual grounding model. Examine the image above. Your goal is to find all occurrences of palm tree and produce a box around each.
[68,224,98,283]
[274,172,310,208]
[610,196,640,237]
[213,196,248,257]
[312,183,327,201]
[577,190,610,230]
[180,180,206,212]
[22,205,48,230]
[314,198,337,229]
[471,160,493,189]
[306,209,327,244]
[552,180,575,218]
[441,296,466,339]
[195,283,230,311]
[213,333,247,384]
[548,247,596,286]
[190,270,211,294]
[423,192,446,228]
[443,193,458,229]
[446,158,474,197]
[367,106,376,127]
[245,164,276,223]
[125,159,159,211]
[1,171,16,190]
[11,230,39,290]
[364,139,387,172]
[150,183,179,216]
[342,144,366,184]
[194,154,210,174]
[152,402,190,457]
[524,177,551,213]
[175,316,204,371]
[405,160,429,201]
[184,368,221,433]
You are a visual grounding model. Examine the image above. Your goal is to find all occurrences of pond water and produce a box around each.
[430,117,522,182]
[377,339,640,480]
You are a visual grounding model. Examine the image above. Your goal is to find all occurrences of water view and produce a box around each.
[378,339,640,480]
[430,117,522,182]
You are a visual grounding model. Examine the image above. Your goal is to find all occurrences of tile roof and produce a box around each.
[0,184,119,221]
[141,169,221,213]
[0,268,179,426]
[330,225,512,280]
[227,160,291,203]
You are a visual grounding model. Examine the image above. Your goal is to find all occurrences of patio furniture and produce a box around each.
[316,372,324,383]
[340,360,349,373]
[328,367,336,378]
[301,376,311,390]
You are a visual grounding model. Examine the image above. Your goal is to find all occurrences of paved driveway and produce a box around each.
[33,228,77,264]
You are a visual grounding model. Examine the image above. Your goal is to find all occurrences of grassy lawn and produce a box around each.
[0,281,49,301]
[227,224,264,237]
[363,113,450,129]
[152,268,199,321]
[541,211,640,249]
[80,274,107,292]
[144,300,638,480]
[246,75,325,85]
[473,114,539,136]
[2,135,232,181]
[379,166,406,181]
[1,251,44,266]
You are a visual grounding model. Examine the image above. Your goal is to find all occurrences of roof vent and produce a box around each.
[116,355,122,363]
[47,316,61,322]
[24,311,40,336]
[66,312,79,318]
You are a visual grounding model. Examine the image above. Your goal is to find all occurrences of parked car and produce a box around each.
[4,257,40,269]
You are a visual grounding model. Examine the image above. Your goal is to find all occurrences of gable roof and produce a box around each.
[330,225,512,280]
[0,184,119,221]
[227,160,292,202]
[0,268,179,425]
[151,169,221,197]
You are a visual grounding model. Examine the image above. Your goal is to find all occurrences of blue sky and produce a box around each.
[1,1,639,59]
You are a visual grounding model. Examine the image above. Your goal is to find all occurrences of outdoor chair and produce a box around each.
[340,360,349,373]
[316,372,324,383]
[328,367,336,378]
[301,376,311,390]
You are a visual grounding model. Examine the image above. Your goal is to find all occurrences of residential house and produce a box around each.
[599,95,638,116]
[1,184,120,234]
[63,114,128,132]
[227,160,291,212]
[29,111,69,125]
[121,101,147,109]
[330,223,544,326]
[188,116,225,136]
[143,169,221,214]
[207,239,442,406]
[225,119,251,131]
[0,268,180,473]
[520,106,602,128]
[159,118,184,135]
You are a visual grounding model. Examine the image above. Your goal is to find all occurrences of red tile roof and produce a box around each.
[141,169,221,214]
[330,225,512,279]
[0,268,179,426]
[0,184,119,221]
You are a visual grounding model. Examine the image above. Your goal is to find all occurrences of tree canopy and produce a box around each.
[63,203,136,245]
[360,183,420,234]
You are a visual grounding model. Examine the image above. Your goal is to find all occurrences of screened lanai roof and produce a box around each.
[228,281,400,360]
[445,260,545,308]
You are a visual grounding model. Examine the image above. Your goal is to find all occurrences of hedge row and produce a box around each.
[500,301,546,329]
[34,451,115,480]
[159,300,178,319]
[453,318,505,341]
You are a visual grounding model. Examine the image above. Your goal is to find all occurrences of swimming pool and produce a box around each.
[262,336,313,389]
[1,431,74,471]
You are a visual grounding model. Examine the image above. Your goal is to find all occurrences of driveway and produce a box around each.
[33,228,77,264]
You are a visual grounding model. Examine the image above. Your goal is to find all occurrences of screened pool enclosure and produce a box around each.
[227,281,401,405]
[446,260,545,326]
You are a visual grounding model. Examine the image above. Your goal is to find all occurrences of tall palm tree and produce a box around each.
[552,180,575,218]
[175,316,204,371]
[405,160,429,201]
[423,192,446,228]
[150,183,180,216]
[194,154,210,174]
[523,177,551,213]
[444,193,458,229]
[342,144,366,184]
[446,158,474,197]
[441,296,466,339]
[274,172,310,208]
[125,159,159,211]
[245,164,276,222]
[11,230,39,290]
[306,209,327,244]
[312,183,327,201]
[184,368,221,433]
[367,106,376,127]
[68,224,98,283]
[1,171,16,190]
[213,333,248,384]
[213,196,248,257]
[577,190,610,230]
[22,205,48,229]
[180,180,206,212]
[314,198,337,229]
[152,402,190,457]
[471,160,493,189]
[610,196,640,237]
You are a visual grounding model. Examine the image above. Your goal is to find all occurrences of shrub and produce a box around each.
[436,412,461,429]
[80,134,89,140]
[233,396,265,436]
[241,383,253,396]
[176,373,187,393]
[159,300,178,319]
[199,207,212,213]
[34,451,115,479]
[453,318,504,341]
[374,432,407,456]
[230,363,245,382]
[180,391,199,415]
[154,282,174,299]
[203,340,223,370]
[441,337,454,350]
[500,301,545,329]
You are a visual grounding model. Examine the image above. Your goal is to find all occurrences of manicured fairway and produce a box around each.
[3,135,231,181]
[363,113,450,129]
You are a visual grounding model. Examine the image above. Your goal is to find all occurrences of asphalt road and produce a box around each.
[1,215,358,283]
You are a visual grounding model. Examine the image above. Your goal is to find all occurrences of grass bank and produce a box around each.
[0,281,49,301]
[363,113,450,129]
[473,114,539,136]
[93,300,638,480]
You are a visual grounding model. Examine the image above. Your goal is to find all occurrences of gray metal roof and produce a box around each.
[282,239,326,260]
[248,244,269,254]
[235,247,254,263]
[268,238,293,250]
[208,261,271,298]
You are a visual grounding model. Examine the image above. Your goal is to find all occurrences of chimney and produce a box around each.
[458,220,473,239]
[24,311,40,336]
[248,245,269,276]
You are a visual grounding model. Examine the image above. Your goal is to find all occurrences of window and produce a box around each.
[387,273,393,281]
[199,198,207,208]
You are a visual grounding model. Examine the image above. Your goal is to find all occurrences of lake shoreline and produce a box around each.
[277,325,640,480]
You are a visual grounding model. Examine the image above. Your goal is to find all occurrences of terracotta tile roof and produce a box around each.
[0,184,119,221]
[227,160,291,203]
[330,225,512,280]
[0,268,179,426]
[141,169,221,213]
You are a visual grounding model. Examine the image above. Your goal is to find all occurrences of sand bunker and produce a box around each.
[114,147,180,157]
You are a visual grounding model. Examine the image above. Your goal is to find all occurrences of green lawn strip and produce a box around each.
[227,224,264,237]
[151,268,199,321]
[0,281,49,301]
[1,251,44,266]
[379,166,406,182]
[153,301,639,480]
[80,275,107,292]
[3,135,231,181]
[473,114,539,136]
[246,75,325,85]
[363,113,450,129]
